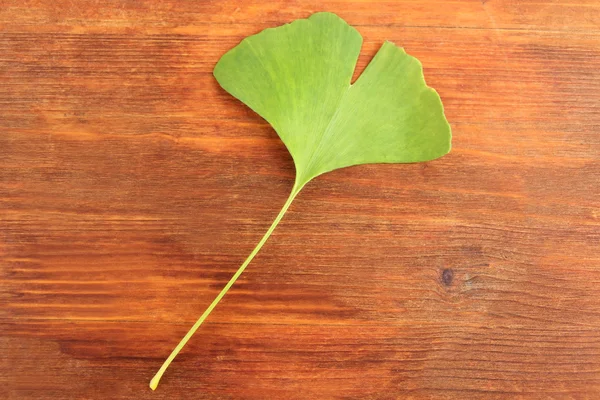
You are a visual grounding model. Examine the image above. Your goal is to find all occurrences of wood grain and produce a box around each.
[1,1,599,398]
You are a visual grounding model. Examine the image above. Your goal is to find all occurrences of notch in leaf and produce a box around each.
[150,12,451,390]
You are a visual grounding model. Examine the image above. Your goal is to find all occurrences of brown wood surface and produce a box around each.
[1,1,599,399]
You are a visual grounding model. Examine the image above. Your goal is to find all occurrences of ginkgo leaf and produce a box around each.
[150,12,451,390]
[214,12,450,187]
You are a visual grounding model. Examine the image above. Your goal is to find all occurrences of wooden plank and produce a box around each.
[1,0,599,33]
[1,0,599,398]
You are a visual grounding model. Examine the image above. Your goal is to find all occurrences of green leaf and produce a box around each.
[213,12,450,187]
[150,12,451,390]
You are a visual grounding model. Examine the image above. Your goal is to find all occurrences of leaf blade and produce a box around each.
[214,12,451,185]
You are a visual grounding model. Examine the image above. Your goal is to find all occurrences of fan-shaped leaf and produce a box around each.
[214,12,451,187]
[150,12,451,390]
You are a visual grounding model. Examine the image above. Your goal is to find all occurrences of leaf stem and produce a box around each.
[149,184,303,390]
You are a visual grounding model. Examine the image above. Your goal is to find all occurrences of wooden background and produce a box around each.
[1,1,599,398]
